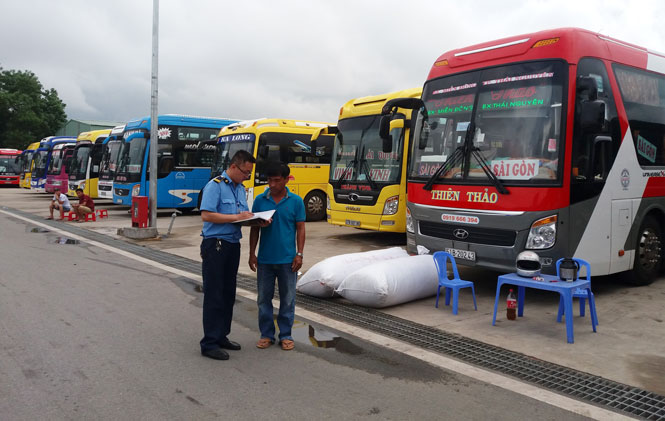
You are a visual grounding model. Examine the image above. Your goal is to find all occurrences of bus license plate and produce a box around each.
[345,219,361,227]
[445,248,476,262]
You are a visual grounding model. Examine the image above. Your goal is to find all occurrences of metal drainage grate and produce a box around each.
[10,207,665,421]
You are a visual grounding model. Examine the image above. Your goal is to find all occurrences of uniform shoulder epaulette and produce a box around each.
[213,175,229,184]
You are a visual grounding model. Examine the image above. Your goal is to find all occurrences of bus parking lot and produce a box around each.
[3,186,664,399]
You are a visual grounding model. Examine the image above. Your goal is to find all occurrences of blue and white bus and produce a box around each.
[113,115,237,209]
[96,125,126,199]
[30,136,77,192]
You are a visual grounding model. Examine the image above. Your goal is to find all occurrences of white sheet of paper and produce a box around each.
[232,209,275,223]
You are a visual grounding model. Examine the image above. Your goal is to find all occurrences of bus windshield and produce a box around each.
[331,115,404,186]
[33,151,48,178]
[70,145,91,179]
[0,155,20,174]
[20,151,35,172]
[99,140,123,180]
[47,149,67,175]
[411,60,565,185]
[212,134,256,175]
[118,138,147,176]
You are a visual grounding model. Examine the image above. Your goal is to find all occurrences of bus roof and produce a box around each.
[39,136,76,147]
[428,27,665,80]
[76,129,112,143]
[339,88,422,118]
[0,148,21,155]
[124,114,239,131]
[52,142,76,151]
[110,124,126,135]
[25,142,41,151]
[218,118,334,136]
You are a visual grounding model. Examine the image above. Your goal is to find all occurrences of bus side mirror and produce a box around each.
[310,126,338,142]
[418,121,430,150]
[379,115,391,141]
[383,119,405,153]
[580,100,605,133]
[577,76,598,101]
[158,156,174,177]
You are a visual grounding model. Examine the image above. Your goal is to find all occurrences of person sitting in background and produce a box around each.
[72,188,95,222]
[47,188,71,220]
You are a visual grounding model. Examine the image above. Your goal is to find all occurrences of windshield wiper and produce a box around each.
[423,145,465,191]
[424,117,509,194]
[358,159,377,190]
[469,146,509,195]
[336,156,357,189]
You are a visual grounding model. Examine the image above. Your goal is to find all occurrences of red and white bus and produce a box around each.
[0,149,22,186]
[381,28,665,285]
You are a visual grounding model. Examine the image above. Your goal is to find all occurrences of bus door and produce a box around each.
[570,58,623,274]
[169,142,197,208]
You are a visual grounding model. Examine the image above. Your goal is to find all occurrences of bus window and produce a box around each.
[255,132,333,184]
[614,64,665,167]
[177,127,219,141]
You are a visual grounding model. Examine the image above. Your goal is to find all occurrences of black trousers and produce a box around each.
[200,238,240,352]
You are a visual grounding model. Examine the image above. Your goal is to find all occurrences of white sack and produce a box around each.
[296,247,408,297]
[336,255,438,308]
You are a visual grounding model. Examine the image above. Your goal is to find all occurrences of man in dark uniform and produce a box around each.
[199,150,262,360]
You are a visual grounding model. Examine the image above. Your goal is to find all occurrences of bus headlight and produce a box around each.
[383,196,399,215]
[526,215,557,249]
[406,207,414,233]
[131,184,141,197]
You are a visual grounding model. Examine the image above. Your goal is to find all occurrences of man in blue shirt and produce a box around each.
[199,150,262,361]
[249,161,306,351]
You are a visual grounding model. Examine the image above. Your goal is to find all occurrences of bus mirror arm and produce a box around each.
[380,97,424,114]
[310,126,338,142]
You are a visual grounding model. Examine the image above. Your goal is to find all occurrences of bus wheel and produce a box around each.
[304,191,325,221]
[628,215,663,286]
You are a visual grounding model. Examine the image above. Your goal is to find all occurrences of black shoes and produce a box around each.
[219,339,241,351]
[201,348,229,360]
[201,339,240,360]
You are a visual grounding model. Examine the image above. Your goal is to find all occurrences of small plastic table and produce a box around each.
[492,272,597,343]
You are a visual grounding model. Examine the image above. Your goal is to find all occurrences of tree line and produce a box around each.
[0,65,67,150]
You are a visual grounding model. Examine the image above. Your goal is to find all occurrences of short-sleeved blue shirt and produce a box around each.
[252,187,306,264]
[200,171,249,243]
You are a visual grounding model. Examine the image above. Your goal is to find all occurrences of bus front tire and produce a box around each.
[628,215,663,286]
[304,191,326,221]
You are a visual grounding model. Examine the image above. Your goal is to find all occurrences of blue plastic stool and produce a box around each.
[556,258,598,326]
[432,251,477,315]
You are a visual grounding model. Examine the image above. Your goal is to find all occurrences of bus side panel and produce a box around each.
[610,199,635,274]
[573,131,649,276]
[157,172,175,208]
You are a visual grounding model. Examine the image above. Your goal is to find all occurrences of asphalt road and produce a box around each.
[0,211,593,420]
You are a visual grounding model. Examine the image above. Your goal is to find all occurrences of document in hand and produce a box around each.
[232,209,275,223]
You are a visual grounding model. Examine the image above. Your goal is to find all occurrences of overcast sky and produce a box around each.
[2,0,664,127]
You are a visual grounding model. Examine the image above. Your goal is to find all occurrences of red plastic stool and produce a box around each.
[84,212,97,222]
[67,211,78,221]
[97,209,108,218]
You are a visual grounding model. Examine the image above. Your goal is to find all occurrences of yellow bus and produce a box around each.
[67,129,112,197]
[19,142,41,189]
[212,118,334,221]
[323,88,421,232]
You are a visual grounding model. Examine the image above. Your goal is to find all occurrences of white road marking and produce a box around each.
[2,209,633,421]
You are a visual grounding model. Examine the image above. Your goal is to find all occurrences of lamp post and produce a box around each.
[149,0,159,229]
